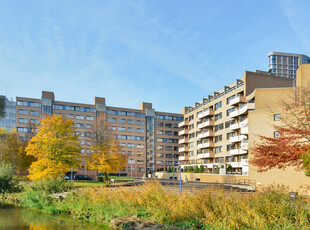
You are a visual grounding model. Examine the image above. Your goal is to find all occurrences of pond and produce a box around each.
[0,204,108,229]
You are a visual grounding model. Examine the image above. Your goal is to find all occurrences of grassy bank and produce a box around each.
[16,181,310,229]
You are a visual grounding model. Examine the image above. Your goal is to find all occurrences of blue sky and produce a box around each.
[0,0,309,113]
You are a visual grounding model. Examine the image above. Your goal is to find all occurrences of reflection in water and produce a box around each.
[0,205,108,230]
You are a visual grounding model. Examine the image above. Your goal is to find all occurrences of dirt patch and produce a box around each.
[110,216,187,230]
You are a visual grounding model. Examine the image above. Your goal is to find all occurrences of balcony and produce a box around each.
[179,147,189,153]
[239,119,248,127]
[239,103,255,116]
[240,126,248,134]
[178,129,189,136]
[179,155,189,161]
[197,153,214,159]
[197,142,215,149]
[229,110,239,118]
[229,135,247,143]
[197,120,215,129]
[240,159,249,166]
[240,140,248,150]
[197,131,215,139]
[178,120,189,128]
[229,96,246,106]
[228,162,241,168]
[230,148,248,155]
[198,109,215,119]
[178,138,189,144]
[229,123,239,130]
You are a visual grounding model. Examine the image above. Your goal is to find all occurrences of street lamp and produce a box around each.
[176,161,182,195]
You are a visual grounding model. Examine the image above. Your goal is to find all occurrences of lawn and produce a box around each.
[73,176,139,187]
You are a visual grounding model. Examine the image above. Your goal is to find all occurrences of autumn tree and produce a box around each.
[86,113,127,181]
[251,88,310,176]
[26,115,82,180]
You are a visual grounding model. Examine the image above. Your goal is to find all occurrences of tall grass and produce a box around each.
[21,181,310,229]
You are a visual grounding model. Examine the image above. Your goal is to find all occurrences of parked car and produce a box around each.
[64,171,77,180]
[74,174,92,181]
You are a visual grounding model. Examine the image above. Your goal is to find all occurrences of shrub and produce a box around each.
[199,165,204,173]
[0,162,16,195]
[29,178,72,194]
[194,166,199,173]
[188,166,194,172]
[184,166,188,172]
[226,164,233,173]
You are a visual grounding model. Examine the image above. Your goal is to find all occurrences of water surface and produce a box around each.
[0,205,107,230]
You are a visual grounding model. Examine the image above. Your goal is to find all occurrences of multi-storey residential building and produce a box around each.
[178,70,294,175]
[169,65,310,192]
[268,51,310,79]
[15,91,182,178]
[0,96,16,131]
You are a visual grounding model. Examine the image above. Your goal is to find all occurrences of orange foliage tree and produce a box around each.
[251,89,310,176]
[86,113,127,180]
[26,115,82,180]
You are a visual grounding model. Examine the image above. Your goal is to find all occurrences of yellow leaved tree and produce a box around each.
[26,115,82,180]
[86,113,127,181]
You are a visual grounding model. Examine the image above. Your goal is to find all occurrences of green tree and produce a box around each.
[26,115,82,180]
[189,166,194,172]
[226,164,233,174]
[0,162,15,195]
[199,165,204,173]
[194,166,199,173]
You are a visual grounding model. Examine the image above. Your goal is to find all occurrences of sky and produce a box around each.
[0,0,309,113]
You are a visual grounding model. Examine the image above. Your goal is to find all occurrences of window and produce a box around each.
[118,119,126,124]
[215,112,222,121]
[157,130,164,135]
[165,146,172,151]
[156,122,163,127]
[137,160,144,164]
[127,127,135,132]
[173,124,178,128]
[86,124,92,129]
[87,116,94,121]
[226,132,235,140]
[81,149,85,154]
[30,119,39,124]
[66,114,74,119]
[274,113,281,121]
[30,110,40,116]
[137,144,144,149]
[128,143,135,148]
[215,146,222,153]
[165,123,172,128]
[226,95,235,104]
[274,131,281,138]
[76,115,84,120]
[225,120,233,128]
[127,119,135,124]
[215,135,222,143]
[118,127,126,132]
[165,153,173,158]
[157,145,164,150]
[108,118,116,123]
[17,127,29,133]
[226,108,235,116]
[19,118,28,124]
[137,152,144,157]
[215,101,222,110]
[76,123,84,128]
[165,131,172,136]
[137,128,144,133]
[215,123,224,132]
[127,151,135,156]
[18,109,28,115]
[137,120,144,125]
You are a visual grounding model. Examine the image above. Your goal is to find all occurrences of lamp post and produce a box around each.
[176,161,182,195]
[173,156,175,180]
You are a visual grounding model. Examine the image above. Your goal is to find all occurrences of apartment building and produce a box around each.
[16,91,182,178]
[178,70,294,175]
[268,51,310,79]
[0,96,16,131]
